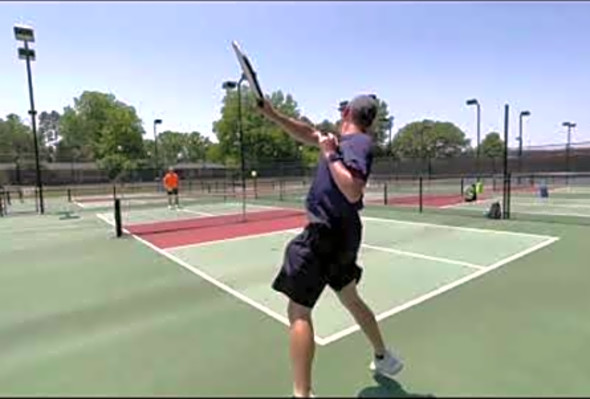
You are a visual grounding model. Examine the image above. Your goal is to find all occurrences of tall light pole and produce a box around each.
[14,24,44,214]
[222,75,246,220]
[466,98,481,175]
[518,110,531,173]
[563,121,576,171]
[153,118,162,178]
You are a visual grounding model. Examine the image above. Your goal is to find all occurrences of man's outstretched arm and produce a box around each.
[257,100,319,147]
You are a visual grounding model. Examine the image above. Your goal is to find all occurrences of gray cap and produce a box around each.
[339,94,378,130]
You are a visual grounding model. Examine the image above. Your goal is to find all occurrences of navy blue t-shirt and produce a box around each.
[305,132,374,226]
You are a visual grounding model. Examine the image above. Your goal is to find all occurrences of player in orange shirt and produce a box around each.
[163,167,180,209]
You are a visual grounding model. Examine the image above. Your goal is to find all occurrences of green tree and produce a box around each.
[392,120,470,172]
[205,142,224,164]
[157,131,188,166]
[212,88,305,166]
[186,131,212,162]
[479,132,504,172]
[370,98,393,150]
[0,114,35,162]
[316,119,338,134]
[58,91,145,179]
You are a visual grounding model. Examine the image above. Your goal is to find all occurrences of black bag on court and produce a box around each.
[487,202,501,219]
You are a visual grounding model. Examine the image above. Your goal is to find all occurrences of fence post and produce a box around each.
[384,182,388,205]
[419,176,423,213]
[506,172,511,219]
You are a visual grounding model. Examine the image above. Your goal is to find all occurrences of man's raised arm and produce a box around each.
[257,100,319,147]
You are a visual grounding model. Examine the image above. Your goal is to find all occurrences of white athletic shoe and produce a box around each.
[168,205,173,210]
[293,391,314,398]
[370,349,403,379]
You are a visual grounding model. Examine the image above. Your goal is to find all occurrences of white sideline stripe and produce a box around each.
[94,214,327,346]
[96,211,560,346]
[179,208,215,217]
[170,229,485,271]
[510,202,590,210]
[72,200,88,209]
[320,236,560,345]
[511,210,590,218]
[440,200,590,218]
[362,215,557,240]
[167,228,302,251]
[361,244,485,270]
[243,203,558,240]
[439,198,499,209]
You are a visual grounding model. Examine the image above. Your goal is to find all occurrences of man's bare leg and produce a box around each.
[336,281,386,356]
[336,280,403,378]
[288,300,315,398]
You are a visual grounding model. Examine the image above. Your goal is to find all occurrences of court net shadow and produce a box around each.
[357,374,435,398]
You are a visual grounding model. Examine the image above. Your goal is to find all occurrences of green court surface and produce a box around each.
[1,198,590,396]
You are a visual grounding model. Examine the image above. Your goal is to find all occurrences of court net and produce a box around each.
[112,189,306,238]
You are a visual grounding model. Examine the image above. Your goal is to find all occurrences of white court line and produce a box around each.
[94,214,327,346]
[179,208,215,217]
[361,244,485,270]
[440,199,590,218]
[320,235,560,345]
[247,202,558,240]
[510,209,590,218]
[168,228,484,272]
[72,200,88,209]
[439,198,499,209]
[362,215,557,240]
[509,202,590,210]
[96,212,559,347]
[167,228,301,251]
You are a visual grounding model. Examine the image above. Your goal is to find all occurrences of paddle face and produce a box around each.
[232,41,264,106]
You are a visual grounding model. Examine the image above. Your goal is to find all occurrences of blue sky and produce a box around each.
[1,1,588,147]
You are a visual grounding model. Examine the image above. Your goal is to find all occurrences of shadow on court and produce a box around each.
[357,374,435,398]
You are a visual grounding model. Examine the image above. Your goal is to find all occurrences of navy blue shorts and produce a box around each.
[272,217,363,308]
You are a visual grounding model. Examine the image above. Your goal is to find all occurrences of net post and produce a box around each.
[67,188,72,203]
[114,198,123,237]
[460,177,464,196]
[383,182,388,205]
[0,189,4,217]
[419,175,423,213]
[279,179,284,201]
[6,190,11,205]
[112,185,117,200]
